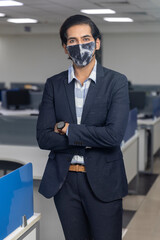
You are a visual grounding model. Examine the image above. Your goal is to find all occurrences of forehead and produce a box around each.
[66,24,92,38]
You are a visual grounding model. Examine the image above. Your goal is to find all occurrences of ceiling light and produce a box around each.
[81,9,116,14]
[0,1,23,7]
[0,13,6,17]
[104,17,133,22]
[7,18,38,23]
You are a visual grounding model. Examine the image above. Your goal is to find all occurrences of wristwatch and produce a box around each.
[57,121,65,130]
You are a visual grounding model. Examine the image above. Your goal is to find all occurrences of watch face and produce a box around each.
[57,121,65,129]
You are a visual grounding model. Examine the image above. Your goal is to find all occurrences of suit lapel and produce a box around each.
[63,63,105,124]
[63,72,77,123]
[81,63,104,123]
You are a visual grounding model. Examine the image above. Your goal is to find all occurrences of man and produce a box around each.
[37,14,129,240]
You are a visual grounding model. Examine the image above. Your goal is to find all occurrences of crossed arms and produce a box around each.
[37,76,129,151]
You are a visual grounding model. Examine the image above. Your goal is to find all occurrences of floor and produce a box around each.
[122,155,160,239]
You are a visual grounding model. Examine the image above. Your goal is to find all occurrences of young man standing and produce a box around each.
[37,15,129,240]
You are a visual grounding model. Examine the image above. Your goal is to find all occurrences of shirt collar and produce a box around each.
[68,60,97,84]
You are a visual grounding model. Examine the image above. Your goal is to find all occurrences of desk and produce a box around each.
[0,108,38,116]
[0,113,49,179]
[4,213,41,240]
[138,117,160,172]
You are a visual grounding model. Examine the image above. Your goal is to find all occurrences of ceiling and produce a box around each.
[0,0,160,34]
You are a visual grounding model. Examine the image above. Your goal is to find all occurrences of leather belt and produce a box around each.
[69,164,86,172]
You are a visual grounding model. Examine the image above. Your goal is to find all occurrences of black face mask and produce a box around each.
[67,41,95,67]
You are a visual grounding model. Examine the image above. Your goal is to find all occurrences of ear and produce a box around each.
[63,43,68,54]
[95,38,101,51]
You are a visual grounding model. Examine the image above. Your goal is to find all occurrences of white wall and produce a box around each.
[0,34,69,87]
[102,33,160,84]
[0,32,160,87]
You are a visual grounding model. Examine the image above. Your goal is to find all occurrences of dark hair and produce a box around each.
[60,14,101,45]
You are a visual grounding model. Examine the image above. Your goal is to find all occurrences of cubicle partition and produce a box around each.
[122,108,139,184]
[0,82,5,88]
[0,163,33,240]
[10,82,44,91]
[123,108,138,142]
[152,96,160,117]
[0,115,38,146]
[133,84,160,93]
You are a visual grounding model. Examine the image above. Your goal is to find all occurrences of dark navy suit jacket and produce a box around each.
[37,63,129,202]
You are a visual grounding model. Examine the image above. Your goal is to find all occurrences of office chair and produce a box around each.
[0,160,23,176]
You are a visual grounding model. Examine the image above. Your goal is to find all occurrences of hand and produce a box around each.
[54,123,59,133]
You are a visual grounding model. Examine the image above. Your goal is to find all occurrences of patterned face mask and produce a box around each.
[66,41,95,67]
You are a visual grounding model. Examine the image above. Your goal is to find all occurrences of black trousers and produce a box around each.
[54,171,122,240]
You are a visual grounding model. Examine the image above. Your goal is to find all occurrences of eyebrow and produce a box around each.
[67,35,92,40]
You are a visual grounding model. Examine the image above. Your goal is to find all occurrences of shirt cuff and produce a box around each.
[66,125,69,136]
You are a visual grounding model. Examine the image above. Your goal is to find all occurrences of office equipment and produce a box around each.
[1,89,30,110]
[139,95,160,119]
[1,89,42,110]
[0,160,22,176]
[7,89,30,109]
[0,163,33,240]
[129,91,146,112]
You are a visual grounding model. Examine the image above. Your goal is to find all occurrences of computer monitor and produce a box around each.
[129,91,146,112]
[6,89,30,109]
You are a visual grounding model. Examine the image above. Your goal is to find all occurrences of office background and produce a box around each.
[0,32,160,88]
[1,0,160,239]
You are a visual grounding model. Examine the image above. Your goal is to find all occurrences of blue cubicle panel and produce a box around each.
[123,108,138,142]
[0,163,33,240]
[152,96,160,117]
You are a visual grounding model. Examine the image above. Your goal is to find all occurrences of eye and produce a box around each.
[83,37,91,42]
[67,39,76,45]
